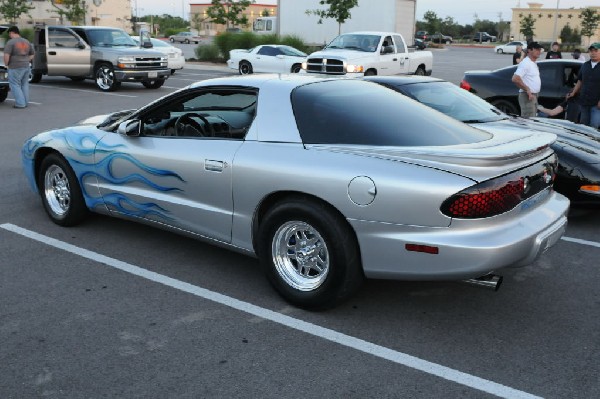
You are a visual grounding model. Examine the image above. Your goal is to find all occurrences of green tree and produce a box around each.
[440,16,459,37]
[0,0,33,24]
[190,12,208,33]
[422,10,441,34]
[261,8,270,17]
[306,0,359,35]
[48,0,86,25]
[519,14,536,41]
[580,7,600,46]
[206,0,253,29]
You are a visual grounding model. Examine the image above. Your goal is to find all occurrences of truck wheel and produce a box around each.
[95,63,120,92]
[239,61,253,75]
[364,69,377,76]
[170,38,175,42]
[29,62,42,83]
[38,153,88,227]
[496,49,504,54]
[257,198,364,310]
[142,79,165,89]
[184,39,190,44]
[414,67,426,76]
[490,99,519,115]
[0,89,7,102]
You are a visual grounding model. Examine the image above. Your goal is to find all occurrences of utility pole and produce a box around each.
[552,0,560,41]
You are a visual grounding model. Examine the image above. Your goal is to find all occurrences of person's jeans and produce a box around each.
[579,104,600,129]
[8,67,30,108]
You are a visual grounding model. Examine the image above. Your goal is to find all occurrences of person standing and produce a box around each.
[546,42,562,59]
[566,43,600,128]
[3,26,35,109]
[512,41,543,117]
[513,44,526,65]
[571,49,586,62]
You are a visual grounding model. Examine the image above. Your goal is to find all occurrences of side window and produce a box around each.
[539,66,558,90]
[140,89,258,140]
[266,20,272,31]
[258,46,274,56]
[393,35,406,53]
[48,28,80,48]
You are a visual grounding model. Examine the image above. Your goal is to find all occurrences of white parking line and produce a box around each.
[561,236,600,248]
[34,84,138,98]
[0,222,541,399]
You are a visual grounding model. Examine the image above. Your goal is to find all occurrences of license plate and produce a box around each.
[148,71,158,78]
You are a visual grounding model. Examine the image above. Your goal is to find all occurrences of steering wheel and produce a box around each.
[174,113,212,137]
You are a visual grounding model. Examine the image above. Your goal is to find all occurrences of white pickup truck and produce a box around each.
[302,31,433,77]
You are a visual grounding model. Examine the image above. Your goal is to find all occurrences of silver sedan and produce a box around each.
[21,75,569,309]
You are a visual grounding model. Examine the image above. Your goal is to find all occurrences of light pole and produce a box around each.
[552,0,560,42]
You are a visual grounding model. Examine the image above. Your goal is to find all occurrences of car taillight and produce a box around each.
[441,158,556,219]
[459,80,472,91]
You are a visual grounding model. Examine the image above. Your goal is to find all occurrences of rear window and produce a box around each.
[291,80,492,146]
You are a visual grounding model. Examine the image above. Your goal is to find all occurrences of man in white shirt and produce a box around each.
[511,41,543,117]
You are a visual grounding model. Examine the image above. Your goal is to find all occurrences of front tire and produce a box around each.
[38,153,88,226]
[239,61,253,75]
[414,67,426,76]
[291,63,302,73]
[0,89,7,102]
[142,79,165,89]
[95,63,120,92]
[257,198,363,309]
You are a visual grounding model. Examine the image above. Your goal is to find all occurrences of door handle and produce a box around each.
[205,159,225,172]
[48,51,56,55]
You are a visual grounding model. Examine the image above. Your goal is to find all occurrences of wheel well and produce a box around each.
[93,60,112,71]
[251,191,359,256]
[365,68,377,75]
[33,148,61,190]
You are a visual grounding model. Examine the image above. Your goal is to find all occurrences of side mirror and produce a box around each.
[117,120,141,136]
[139,29,153,49]
[78,41,86,49]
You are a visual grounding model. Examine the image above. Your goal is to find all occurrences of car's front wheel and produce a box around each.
[257,198,363,309]
[0,89,7,102]
[414,67,426,76]
[142,79,165,89]
[291,63,302,73]
[239,61,253,75]
[38,153,88,226]
[95,63,121,92]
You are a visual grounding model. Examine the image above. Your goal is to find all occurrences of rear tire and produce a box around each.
[364,69,377,76]
[38,153,88,226]
[491,99,519,115]
[239,61,253,75]
[0,89,7,102]
[414,67,426,76]
[257,198,363,309]
[497,49,503,54]
[170,38,175,43]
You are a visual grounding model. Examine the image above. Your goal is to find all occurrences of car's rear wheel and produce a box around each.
[170,38,175,43]
[184,39,190,44]
[142,79,165,89]
[38,153,88,226]
[0,89,7,103]
[491,99,519,115]
[95,63,120,92]
[497,49,504,54]
[239,61,253,75]
[414,67,426,76]
[257,198,363,309]
[29,62,42,83]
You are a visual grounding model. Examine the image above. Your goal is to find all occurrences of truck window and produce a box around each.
[393,35,406,53]
[48,28,80,48]
[266,20,272,31]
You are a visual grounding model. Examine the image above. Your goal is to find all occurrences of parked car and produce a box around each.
[429,33,453,44]
[494,41,527,54]
[227,44,307,75]
[460,59,581,115]
[365,75,600,205]
[21,75,568,308]
[131,36,185,74]
[473,32,497,42]
[414,30,428,40]
[413,38,427,50]
[169,32,201,44]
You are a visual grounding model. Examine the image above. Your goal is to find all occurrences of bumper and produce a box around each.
[168,58,185,70]
[351,189,570,280]
[114,69,170,82]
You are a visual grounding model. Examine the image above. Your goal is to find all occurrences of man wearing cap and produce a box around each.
[512,41,543,117]
[567,43,600,128]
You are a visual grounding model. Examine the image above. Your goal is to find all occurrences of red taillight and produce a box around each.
[443,178,524,218]
[405,244,439,254]
[459,80,472,91]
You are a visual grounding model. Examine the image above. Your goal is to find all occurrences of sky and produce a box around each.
[135,0,599,25]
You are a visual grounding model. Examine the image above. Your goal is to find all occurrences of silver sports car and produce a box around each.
[22,75,569,309]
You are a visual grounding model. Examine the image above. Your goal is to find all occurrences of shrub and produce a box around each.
[195,44,224,62]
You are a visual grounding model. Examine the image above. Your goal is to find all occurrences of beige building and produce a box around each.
[511,2,600,45]
[2,0,133,32]
[189,2,277,36]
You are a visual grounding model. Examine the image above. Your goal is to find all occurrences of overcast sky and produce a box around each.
[135,0,599,25]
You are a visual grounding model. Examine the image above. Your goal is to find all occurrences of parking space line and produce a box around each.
[0,222,540,399]
[34,85,138,98]
[561,236,600,248]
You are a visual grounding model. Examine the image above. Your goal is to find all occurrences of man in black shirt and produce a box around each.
[566,43,600,128]
[545,42,562,59]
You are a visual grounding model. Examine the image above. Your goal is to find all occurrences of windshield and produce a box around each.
[279,46,307,57]
[399,81,506,123]
[87,29,137,47]
[326,34,381,52]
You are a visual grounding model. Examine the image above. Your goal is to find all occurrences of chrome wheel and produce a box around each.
[44,164,71,217]
[272,221,329,291]
[239,61,252,75]
[95,64,119,91]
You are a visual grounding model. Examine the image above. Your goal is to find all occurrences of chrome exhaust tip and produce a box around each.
[461,273,503,291]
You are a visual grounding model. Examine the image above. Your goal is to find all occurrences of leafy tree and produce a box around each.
[0,0,33,24]
[139,14,188,33]
[559,24,581,45]
[206,0,252,29]
[421,10,441,33]
[473,19,497,35]
[306,0,359,35]
[440,16,460,37]
[580,7,600,46]
[190,12,208,33]
[261,8,270,17]
[49,0,86,25]
[519,14,536,41]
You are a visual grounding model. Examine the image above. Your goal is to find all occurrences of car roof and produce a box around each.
[363,75,444,86]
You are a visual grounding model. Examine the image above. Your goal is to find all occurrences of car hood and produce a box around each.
[309,130,556,183]
[471,118,600,163]
[308,49,373,62]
